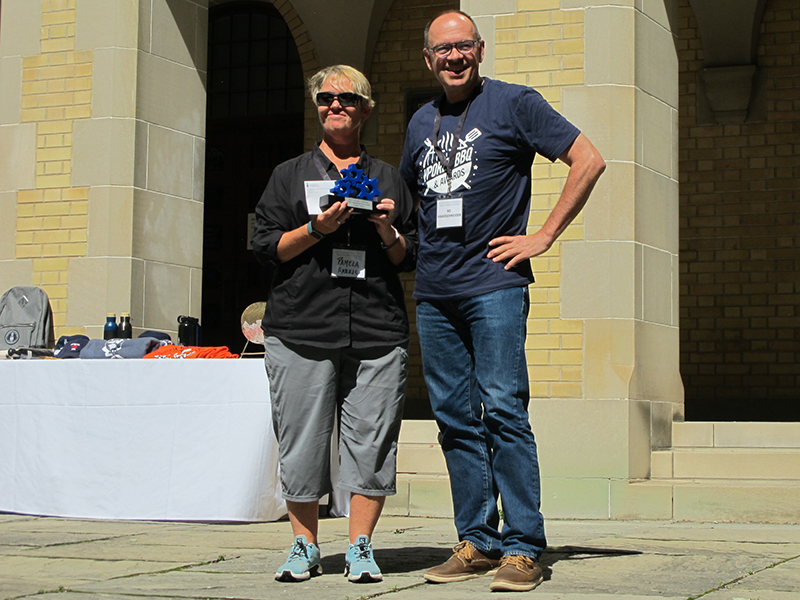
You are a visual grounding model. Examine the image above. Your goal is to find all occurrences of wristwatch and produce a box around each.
[307,220,325,240]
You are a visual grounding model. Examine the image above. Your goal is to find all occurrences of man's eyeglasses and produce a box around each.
[427,39,480,58]
[315,92,364,108]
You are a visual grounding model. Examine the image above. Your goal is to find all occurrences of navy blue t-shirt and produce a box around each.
[400,77,580,301]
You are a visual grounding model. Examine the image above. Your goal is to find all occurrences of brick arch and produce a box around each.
[210,0,321,148]
[265,0,322,150]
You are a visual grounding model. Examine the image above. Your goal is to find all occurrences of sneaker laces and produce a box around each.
[500,554,534,570]
[288,539,310,560]
[353,539,372,561]
[453,540,475,561]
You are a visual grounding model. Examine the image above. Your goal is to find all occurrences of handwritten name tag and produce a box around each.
[331,248,366,279]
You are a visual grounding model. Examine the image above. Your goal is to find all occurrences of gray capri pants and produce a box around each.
[264,336,408,502]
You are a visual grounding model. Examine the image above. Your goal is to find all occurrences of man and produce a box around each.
[400,10,605,593]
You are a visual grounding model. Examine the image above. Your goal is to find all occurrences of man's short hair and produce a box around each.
[423,10,481,48]
[307,65,375,108]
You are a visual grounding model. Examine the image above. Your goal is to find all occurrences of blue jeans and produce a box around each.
[417,286,546,559]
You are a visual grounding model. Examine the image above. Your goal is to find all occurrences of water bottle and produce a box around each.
[177,315,200,346]
[119,313,133,339]
[103,313,118,340]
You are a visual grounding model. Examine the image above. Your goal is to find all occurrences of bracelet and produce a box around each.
[380,228,401,250]
[307,220,325,240]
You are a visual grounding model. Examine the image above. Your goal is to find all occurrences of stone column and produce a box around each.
[68,0,207,338]
[556,0,683,515]
[0,0,207,339]
[467,0,684,518]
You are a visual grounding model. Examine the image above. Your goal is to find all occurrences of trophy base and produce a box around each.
[320,195,382,214]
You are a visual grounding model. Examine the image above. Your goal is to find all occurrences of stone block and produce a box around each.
[0,57,23,124]
[0,192,17,260]
[143,260,192,331]
[562,85,635,163]
[72,118,136,187]
[408,477,453,518]
[585,6,634,86]
[0,259,34,293]
[673,482,800,524]
[610,480,673,519]
[145,125,195,199]
[533,398,632,479]
[0,0,43,57]
[672,422,713,447]
[91,48,137,118]
[136,52,206,136]
[0,123,37,191]
[86,185,134,257]
[650,450,673,478]
[562,240,636,319]
[541,476,609,519]
[66,256,134,328]
[75,0,138,50]
[132,189,203,268]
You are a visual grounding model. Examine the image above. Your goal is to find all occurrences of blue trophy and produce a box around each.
[321,164,383,214]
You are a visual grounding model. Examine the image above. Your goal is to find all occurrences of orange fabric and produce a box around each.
[143,345,239,359]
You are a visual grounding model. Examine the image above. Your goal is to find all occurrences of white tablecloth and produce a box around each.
[0,358,287,522]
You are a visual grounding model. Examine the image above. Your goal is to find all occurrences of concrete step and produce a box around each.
[397,420,446,476]
[672,421,800,449]
[655,421,800,481]
[653,448,800,479]
[629,478,800,523]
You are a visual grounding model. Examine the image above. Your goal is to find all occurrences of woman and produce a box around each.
[251,65,418,584]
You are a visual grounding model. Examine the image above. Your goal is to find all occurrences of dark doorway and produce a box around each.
[202,1,305,350]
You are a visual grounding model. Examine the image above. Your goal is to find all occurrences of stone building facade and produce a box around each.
[1,0,797,521]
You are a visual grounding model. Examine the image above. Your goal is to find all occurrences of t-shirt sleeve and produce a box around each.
[513,87,581,162]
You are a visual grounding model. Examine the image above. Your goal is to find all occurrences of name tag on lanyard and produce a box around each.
[437,196,463,228]
[432,95,472,230]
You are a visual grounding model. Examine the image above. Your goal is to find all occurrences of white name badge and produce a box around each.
[331,248,366,279]
[437,196,463,228]
[304,181,333,215]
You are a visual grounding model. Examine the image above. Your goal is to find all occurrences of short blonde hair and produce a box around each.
[308,65,375,108]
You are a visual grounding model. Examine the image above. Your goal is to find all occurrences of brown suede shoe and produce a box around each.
[489,555,544,592]
[424,540,501,583]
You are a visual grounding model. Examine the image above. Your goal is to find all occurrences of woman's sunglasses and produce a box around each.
[315,92,364,108]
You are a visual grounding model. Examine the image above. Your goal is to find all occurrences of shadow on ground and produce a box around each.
[541,546,643,581]
[318,545,641,579]
[321,546,454,574]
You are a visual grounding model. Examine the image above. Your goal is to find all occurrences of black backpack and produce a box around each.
[0,286,54,350]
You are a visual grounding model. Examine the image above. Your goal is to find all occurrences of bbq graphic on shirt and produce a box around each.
[422,128,482,195]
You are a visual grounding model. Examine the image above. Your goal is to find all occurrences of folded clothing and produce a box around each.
[54,334,90,358]
[143,345,239,359]
[80,337,168,359]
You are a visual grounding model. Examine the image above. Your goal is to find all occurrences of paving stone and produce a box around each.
[0,529,119,548]
[18,540,262,564]
[0,555,179,582]
[1,514,800,600]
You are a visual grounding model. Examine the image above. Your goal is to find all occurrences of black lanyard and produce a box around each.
[431,97,473,187]
[313,148,364,181]
[313,151,334,181]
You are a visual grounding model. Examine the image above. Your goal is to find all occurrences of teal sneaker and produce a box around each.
[345,535,383,583]
[274,535,322,582]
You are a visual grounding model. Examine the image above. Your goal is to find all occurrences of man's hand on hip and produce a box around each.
[487,229,554,270]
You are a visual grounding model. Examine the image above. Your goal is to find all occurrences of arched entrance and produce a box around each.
[201,1,305,350]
